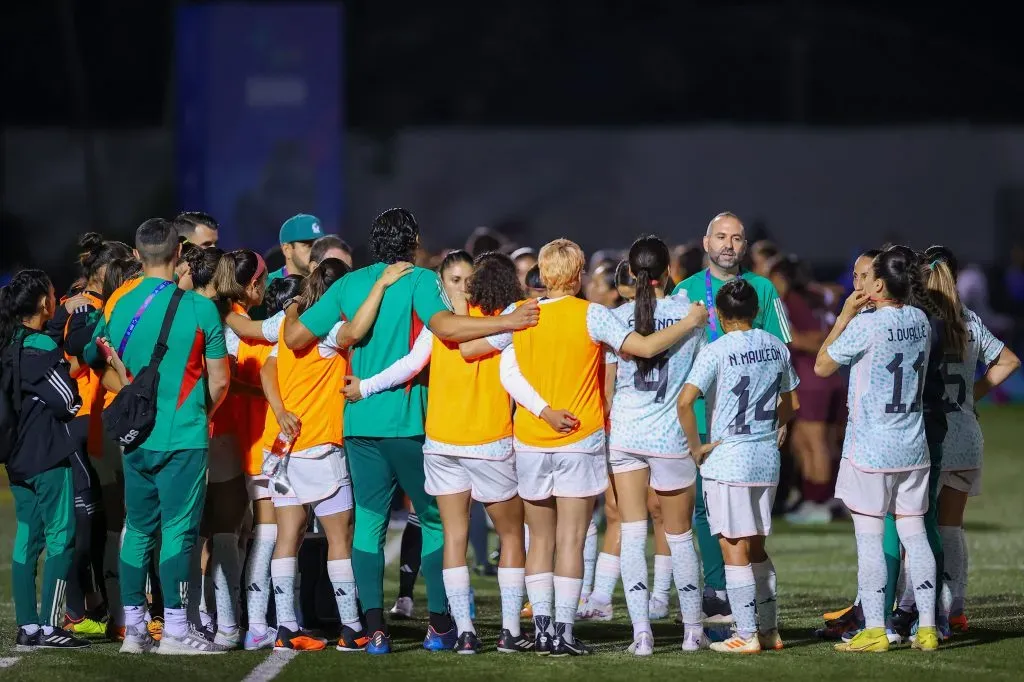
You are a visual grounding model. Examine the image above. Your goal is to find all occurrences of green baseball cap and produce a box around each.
[279,214,323,244]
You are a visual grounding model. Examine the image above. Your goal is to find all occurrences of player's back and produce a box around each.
[608,295,703,455]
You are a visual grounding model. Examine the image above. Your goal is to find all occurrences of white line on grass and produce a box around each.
[0,657,20,669]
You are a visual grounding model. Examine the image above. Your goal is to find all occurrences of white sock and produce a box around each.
[553,575,583,641]
[619,521,651,637]
[896,516,936,628]
[498,567,525,636]
[271,557,299,631]
[526,572,554,634]
[104,530,124,627]
[22,624,40,635]
[41,625,55,636]
[591,552,619,604]
[327,559,361,631]
[665,530,701,627]
[752,558,778,633]
[652,554,672,604]
[443,566,474,635]
[938,526,962,619]
[724,564,757,638]
[212,533,241,631]
[853,514,888,629]
[245,524,276,633]
[124,604,145,628]
[581,520,598,597]
[165,607,187,638]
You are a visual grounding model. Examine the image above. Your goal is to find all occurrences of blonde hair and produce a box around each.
[538,238,585,291]
[926,259,968,358]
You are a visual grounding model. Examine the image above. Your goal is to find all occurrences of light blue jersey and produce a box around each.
[827,305,931,472]
[607,295,705,457]
[940,307,1005,471]
[686,329,799,485]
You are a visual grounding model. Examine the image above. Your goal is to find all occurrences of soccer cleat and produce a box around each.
[702,588,733,626]
[534,630,553,656]
[274,625,326,651]
[336,626,370,652]
[758,629,784,651]
[648,596,670,621]
[949,613,969,633]
[682,627,710,651]
[25,627,91,650]
[577,596,613,621]
[784,500,833,525]
[816,603,864,640]
[15,627,42,651]
[389,596,414,620]
[214,626,241,649]
[455,631,482,654]
[822,604,854,622]
[834,627,889,653]
[423,625,458,651]
[497,629,534,653]
[889,606,918,640]
[147,616,164,642]
[841,627,902,646]
[520,601,533,618]
[710,633,761,654]
[550,631,592,656]
[243,629,275,651]
[365,630,392,655]
[911,625,939,652]
[119,624,157,654]
[157,626,230,655]
[627,632,654,656]
[106,621,126,642]
[64,615,108,637]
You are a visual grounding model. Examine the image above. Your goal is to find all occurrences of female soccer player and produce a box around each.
[1,270,90,650]
[925,246,1019,631]
[815,245,941,653]
[605,236,708,655]
[260,259,411,652]
[346,251,534,654]
[489,239,708,656]
[678,278,799,654]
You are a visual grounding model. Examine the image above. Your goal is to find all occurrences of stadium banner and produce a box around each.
[175,2,344,251]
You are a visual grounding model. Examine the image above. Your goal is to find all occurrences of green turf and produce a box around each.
[2,406,1023,680]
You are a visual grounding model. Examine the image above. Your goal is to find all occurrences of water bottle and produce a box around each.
[263,428,298,480]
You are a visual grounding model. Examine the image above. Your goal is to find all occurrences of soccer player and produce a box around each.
[673,212,791,623]
[173,211,220,249]
[605,236,708,655]
[511,247,537,289]
[281,208,539,654]
[266,214,322,283]
[489,238,708,656]
[309,235,353,269]
[815,246,940,653]
[678,278,799,654]
[84,218,231,655]
[925,246,1019,631]
[1,270,90,651]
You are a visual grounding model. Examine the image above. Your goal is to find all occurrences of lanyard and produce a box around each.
[118,280,173,356]
[705,270,720,341]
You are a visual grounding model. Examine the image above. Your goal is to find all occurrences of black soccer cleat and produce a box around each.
[22,627,92,650]
[550,632,592,657]
[534,630,553,656]
[890,606,919,640]
[455,631,482,654]
[497,629,535,653]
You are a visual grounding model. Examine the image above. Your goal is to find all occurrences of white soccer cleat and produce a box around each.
[119,624,157,654]
[682,627,710,652]
[578,597,613,622]
[710,633,762,654]
[648,596,670,621]
[627,632,654,656]
[757,629,784,651]
[156,626,229,655]
[214,626,241,649]
[389,596,414,620]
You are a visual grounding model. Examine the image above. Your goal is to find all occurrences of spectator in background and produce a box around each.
[465,227,511,258]
[750,240,780,278]
[668,243,704,287]
[614,260,636,301]
[959,261,1012,338]
[585,258,624,308]
[1006,243,1024,307]
[310,235,353,269]
[524,264,546,298]
[511,247,537,290]
[173,211,220,249]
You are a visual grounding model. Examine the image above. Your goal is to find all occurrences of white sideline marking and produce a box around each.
[0,657,20,669]
[241,650,298,682]
[240,519,407,682]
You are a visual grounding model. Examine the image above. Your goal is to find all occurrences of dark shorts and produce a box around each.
[796,375,847,424]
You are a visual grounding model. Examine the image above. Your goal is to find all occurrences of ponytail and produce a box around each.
[298,258,349,313]
[925,255,969,359]
[0,270,52,348]
[627,235,670,378]
[212,249,265,305]
[77,232,132,284]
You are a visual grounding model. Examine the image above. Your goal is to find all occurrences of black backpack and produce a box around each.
[0,336,24,464]
[103,288,184,450]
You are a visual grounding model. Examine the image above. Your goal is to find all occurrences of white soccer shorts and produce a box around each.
[424,453,518,503]
[938,468,982,497]
[608,449,697,492]
[703,479,776,539]
[515,450,608,501]
[835,459,929,517]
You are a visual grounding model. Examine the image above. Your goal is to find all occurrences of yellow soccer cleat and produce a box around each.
[834,627,889,653]
[823,604,854,622]
[147,616,164,642]
[64,615,108,637]
[912,626,939,652]
[710,634,761,654]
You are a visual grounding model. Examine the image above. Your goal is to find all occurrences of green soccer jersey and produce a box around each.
[673,268,792,433]
[85,278,227,451]
[300,263,448,438]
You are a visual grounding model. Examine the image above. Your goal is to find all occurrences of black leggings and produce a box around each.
[66,417,106,620]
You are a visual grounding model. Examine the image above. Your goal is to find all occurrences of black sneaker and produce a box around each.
[35,627,91,650]
[497,629,534,653]
[550,625,591,657]
[336,625,370,652]
[534,630,553,656]
[890,606,919,640]
[701,587,733,625]
[15,627,41,651]
[455,631,482,654]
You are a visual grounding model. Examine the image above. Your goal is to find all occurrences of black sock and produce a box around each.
[398,514,422,599]
[365,608,387,635]
[429,611,453,633]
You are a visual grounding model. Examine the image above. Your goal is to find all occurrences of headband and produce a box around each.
[929,258,942,270]
[250,252,267,286]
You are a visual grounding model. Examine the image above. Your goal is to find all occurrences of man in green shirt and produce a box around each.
[672,212,792,622]
[85,218,230,655]
[266,213,322,283]
[283,208,539,654]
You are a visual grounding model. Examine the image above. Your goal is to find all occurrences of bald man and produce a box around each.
[672,212,791,624]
